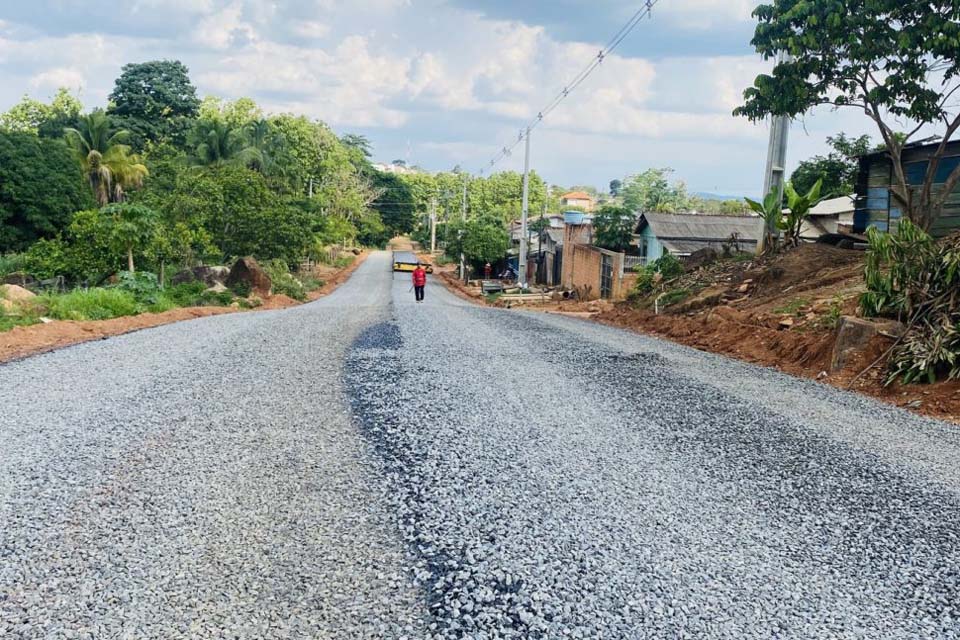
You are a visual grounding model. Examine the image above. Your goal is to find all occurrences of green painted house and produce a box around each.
[855,139,960,237]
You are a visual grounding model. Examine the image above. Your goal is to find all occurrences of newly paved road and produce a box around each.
[2,251,960,639]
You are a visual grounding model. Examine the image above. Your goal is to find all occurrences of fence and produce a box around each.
[623,256,648,272]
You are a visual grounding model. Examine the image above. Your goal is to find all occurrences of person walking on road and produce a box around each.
[412,264,427,303]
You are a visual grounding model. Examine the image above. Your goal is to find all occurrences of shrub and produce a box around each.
[262,259,306,301]
[114,271,162,305]
[634,254,684,296]
[0,253,25,278]
[860,220,960,384]
[23,237,69,280]
[658,288,691,308]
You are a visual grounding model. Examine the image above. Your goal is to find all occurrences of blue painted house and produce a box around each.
[633,212,764,262]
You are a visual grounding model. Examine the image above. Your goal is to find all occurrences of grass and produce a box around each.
[773,297,811,316]
[659,288,692,308]
[40,288,141,321]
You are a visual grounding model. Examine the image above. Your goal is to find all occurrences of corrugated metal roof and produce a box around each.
[809,196,855,217]
[637,212,764,242]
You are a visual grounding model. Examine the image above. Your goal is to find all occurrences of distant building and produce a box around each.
[373,162,420,175]
[560,191,596,212]
[633,212,763,262]
[800,196,856,239]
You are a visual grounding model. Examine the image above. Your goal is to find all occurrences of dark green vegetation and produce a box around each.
[861,220,960,385]
[0,61,375,330]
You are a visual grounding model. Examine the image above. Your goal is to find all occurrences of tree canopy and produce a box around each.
[735,0,960,230]
[108,60,201,149]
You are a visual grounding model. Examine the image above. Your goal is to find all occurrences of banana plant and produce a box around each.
[744,190,784,254]
[782,178,824,247]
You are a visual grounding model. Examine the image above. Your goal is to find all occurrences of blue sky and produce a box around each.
[0,0,882,196]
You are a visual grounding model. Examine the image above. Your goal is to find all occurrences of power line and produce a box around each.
[477,0,661,175]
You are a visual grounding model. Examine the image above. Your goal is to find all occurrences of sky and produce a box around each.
[0,0,886,197]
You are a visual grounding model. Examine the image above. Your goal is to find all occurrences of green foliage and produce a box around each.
[0,88,83,137]
[461,216,510,267]
[791,133,872,197]
[23,237,69,280]
[634,254,684,296]
[40,288,141,321]
[371,171,417,235]
[262,260,306,301]
[99,203,160,272]
[108,61,200,149]
[861,220,960,384]
[0,253,25,278]
[65,110,148,206]
[736,1,960,229]
[114,271,163,305]
[659,288,691,308]
[745,190,783,253]
[0,132,93,251]
[620,168,690,213]
[782,179,824,246]
[593,205,636,252]
[774,297,811,316]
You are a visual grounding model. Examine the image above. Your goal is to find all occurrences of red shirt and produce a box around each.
[412,268,427,286]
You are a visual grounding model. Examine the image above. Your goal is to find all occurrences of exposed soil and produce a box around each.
[0,252,368,365]
[436,245,960,424]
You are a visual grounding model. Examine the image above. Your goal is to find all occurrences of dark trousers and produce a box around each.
[414,285,425,301]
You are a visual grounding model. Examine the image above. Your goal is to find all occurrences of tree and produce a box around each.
[64,111,148,206]
[609,179,622,197]
[99,203,159,273]
[735,0,960,231]
[189,119,253,168]
[620,168,691,213]
[0,132,93,251]
[461,216,510,267]
[370,171,416,235]
[0,88,83,137]
[593,205,636,252]
[791,133,873,197]
[340,133,372,158]
[108,60,200,149]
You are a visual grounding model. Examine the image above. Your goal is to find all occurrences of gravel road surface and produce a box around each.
[3,251,960,639]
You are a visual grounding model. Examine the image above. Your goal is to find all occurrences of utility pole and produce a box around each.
[518,127,531,289]
[430,198,437,254]
[761,50,793,252]
[460,175,468,282]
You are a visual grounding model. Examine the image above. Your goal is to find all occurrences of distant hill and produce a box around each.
[692,191,745,202]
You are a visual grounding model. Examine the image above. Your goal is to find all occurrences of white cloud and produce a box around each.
[29,67,85,92]
[192,2,257,50]
[292,20,331,39]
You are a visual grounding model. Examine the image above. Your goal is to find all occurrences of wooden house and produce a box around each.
[854,140,960,237]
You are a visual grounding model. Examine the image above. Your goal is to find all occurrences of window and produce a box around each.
[904,156,960,185]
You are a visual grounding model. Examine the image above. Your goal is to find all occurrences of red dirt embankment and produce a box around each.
[0,252,368,364]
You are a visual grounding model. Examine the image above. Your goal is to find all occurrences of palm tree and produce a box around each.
[64,110,148,206]
[191,120,251,167]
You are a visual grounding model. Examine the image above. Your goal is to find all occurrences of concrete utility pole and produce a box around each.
[460,175,468,281]
[518,127,531,289]
[430,198,437,254]
[761,50,793,252]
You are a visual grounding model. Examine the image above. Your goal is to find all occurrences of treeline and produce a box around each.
[0,60,420,283]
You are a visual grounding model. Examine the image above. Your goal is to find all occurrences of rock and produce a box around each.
[736,283,750,294]
[684,248,719,271]
[830,316,904,371]
[0,298,16,312]
[172,265,231,287]
[1,272,38,288]
[778,317,795,329]
[205,283,228,294]
[0,284,36,301]
[39,317,53,324]
[229,302,241,309]
[245,296,264,308]
[226,257,272,297]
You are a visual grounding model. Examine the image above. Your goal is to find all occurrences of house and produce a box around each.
[800,196,856,240]
[633,212,764,262]
[536,227,565,286]
[855,139,960,237]
[560,191,596,212]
